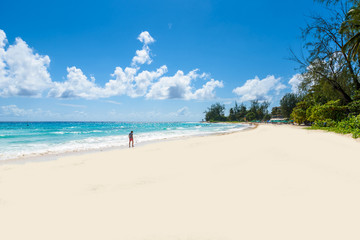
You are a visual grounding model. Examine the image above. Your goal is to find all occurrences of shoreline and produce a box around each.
[4,122,360,166]
[0,123,254,165]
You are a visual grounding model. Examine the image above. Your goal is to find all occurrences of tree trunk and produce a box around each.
[328,78,353,104]
[344,56,360,90]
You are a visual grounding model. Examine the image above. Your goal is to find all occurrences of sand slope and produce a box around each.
[1,124,360,240]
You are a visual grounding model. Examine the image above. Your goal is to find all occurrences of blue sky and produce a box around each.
[0,0,324,121]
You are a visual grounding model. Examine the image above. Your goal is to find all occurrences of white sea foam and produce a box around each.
[0,123,251,161]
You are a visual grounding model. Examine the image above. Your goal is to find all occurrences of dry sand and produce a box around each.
[0,124,360,240]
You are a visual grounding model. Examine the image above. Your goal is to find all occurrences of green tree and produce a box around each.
[228,108,235,121]
[263,114,271,121]
[291,100,312,125]
[315,0,350,4]
[280,93,301,118]
[245,112,256,121]
[228,101,247,121]
[248,100,270,120]
[340,4,360,59]
[291,3,360,104]
[289,0,360,136]
[347,90,360,115]
[271,106,282,118]
[204,103,226,122]
[234,102,247,120]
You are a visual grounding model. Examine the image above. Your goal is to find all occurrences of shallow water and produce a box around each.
[0,122,249,161]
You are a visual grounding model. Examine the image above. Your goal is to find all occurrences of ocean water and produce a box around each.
[0,122,250,161]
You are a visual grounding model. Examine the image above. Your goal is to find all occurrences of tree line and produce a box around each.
[204,93,301,122]
[204,101,271,122]
[205,0,360,138]
[288,0,360,137]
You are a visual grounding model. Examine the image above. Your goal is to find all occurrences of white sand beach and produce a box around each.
[1,124,360,240]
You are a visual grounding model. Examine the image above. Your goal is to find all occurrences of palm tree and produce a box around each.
[340,4,360,61]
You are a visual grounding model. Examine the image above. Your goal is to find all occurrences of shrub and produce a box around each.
[310,114,360,138]
[337,114,360,133]
[291,101,310,124]
[347,100,360,116]
[313,119,336,128]
[307,100,347,122]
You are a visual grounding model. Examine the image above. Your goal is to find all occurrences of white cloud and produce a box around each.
[0,29,7,48]
[132,47,152,66]
[49,65,168,99]
[146,70,196,100]
[0,29,222,101]
[131,31,155,66]
[176,107,189,116]
[58,103,87,108]
[48,67,105,99]
[104,67,138,97]
[52,64,220,100]
[0,32,52,97]
[0,105,58,118]
[0,105,28,116]
[138,31,155,45]
[146,70,223,100]
[103,100,122,105]
[232,75,286,102]
[132,65,168,97]
[288,73,303,93]
[73,110,87,117]
[0,30,7,88]
[108,109,196,121]
[105,65,168,98]
[192,79,224,100]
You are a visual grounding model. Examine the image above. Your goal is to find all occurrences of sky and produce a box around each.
[0,0,325,121]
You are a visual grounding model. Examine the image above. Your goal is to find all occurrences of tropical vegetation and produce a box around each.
[204,0,360,138]
[290,0,360,137]
[204,101,271,122]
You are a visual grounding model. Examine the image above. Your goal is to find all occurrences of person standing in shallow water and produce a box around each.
[129,131,134,148]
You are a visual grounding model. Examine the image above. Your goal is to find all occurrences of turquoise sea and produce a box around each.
[0,122,250,161]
